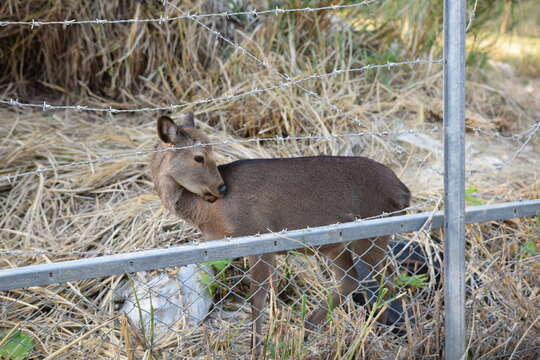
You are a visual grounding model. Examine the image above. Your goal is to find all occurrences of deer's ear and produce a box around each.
[157,116,178,144]
[179,111,195,129]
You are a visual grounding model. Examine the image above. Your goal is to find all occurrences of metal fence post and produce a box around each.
[444,0,466,358]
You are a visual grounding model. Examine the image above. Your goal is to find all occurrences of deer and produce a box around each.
[149,112,411,356]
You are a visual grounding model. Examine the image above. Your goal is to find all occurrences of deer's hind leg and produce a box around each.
[305,244,359,331]
[351,235,393,323]
[304,236,393,333]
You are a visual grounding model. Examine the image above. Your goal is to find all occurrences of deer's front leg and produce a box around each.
[248,253,277,359]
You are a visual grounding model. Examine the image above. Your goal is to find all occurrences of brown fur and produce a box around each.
[150,113,411,356]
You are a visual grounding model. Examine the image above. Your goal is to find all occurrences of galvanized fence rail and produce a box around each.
[1,200,539,291]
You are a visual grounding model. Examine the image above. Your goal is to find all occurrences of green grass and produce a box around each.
[0,331,35,360]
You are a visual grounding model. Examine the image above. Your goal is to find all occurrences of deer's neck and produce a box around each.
[175,189,212,227]
[174,188,230,240]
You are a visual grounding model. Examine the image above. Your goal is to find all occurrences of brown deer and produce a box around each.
[150,112,410,355]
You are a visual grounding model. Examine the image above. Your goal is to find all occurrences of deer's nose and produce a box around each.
[218,183,227,196]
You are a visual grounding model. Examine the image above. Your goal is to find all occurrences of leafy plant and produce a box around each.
[265,341,293,360]
[325,295,335,323]
[344,275,402,360]
[199,271,219,297]
[299,295,308,323]
[0,331,34,360]
[521,241,537,256]
[200,259,232,296]
[128,276,156,349]
[395,273,429,288]
[203,259,231,273]
[465,187,485,206]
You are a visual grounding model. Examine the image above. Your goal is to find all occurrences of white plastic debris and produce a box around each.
[114,264,214,338]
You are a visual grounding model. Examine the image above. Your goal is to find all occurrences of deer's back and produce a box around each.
[216,156,410,236]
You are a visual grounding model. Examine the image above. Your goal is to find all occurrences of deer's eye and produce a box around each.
[194,156,205,164]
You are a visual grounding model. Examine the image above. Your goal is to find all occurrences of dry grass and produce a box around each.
[1,0,540,359]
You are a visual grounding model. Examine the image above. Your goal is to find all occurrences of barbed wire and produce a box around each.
[162,0,448,163]
[0,0,481,40]
[159,1,450,163]
[0,0,382,28]
[465,120,540,140]
[465,0,479,32]
[0,127,439,184]
[162,0,373,129]
[500,120,540,167]
[1,118,536,184]
[468,120,540,175]
[0,59,443,114]
[1,0,444,181]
